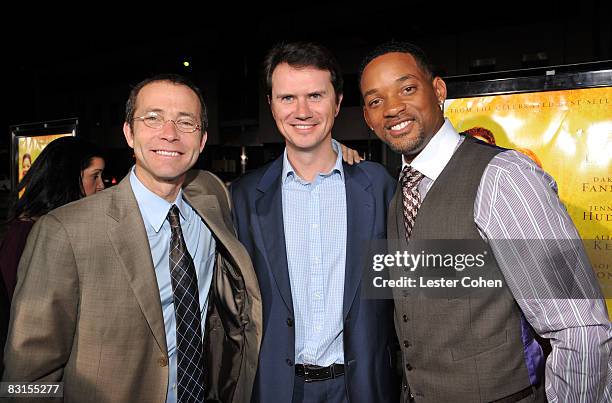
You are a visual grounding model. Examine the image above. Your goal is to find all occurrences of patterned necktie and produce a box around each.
[167,205,205,403]
[400,166,424,242]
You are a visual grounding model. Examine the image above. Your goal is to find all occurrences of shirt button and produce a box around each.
[312,223,319,229]
[172,384,177,390]
[157,356,168,367]
[403,314,409,322]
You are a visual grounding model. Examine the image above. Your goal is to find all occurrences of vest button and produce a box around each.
[403,340,411,348]
[406,363,413,371]
[286,359,294,367]
[402,314,409,322]
[158,356,168,367]
[287,317,294,327]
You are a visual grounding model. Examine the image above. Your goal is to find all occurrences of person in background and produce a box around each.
[0,136,105,301]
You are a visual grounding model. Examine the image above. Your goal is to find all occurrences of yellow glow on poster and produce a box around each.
[18,133,73,184]
[445,87,611,314]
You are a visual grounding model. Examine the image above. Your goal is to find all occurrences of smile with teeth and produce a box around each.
[292,124,317,130]
[154,150,181,157]
[389,120,412,131]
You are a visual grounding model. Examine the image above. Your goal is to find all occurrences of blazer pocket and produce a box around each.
[450,330,508,361]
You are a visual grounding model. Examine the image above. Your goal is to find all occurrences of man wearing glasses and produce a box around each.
[3,74,262,403]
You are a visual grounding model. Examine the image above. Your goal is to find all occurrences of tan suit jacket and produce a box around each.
[2,170,262,403]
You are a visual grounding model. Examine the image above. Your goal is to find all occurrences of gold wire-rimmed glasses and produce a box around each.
[133,112,201,133]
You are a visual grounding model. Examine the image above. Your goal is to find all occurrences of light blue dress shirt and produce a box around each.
[130,168,215,403]
[281,140,348,366]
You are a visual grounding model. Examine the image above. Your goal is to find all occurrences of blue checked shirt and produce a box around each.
[281,140,348,366]
[130,168,215,403]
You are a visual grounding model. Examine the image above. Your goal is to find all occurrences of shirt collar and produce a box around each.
[282,139,345,183]
[402,118,461,181]
[129,166,189,233]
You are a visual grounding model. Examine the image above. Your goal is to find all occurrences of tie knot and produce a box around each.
[400,165,423,190]
[167,205,181,228]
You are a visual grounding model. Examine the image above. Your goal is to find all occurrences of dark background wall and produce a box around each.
[2,2,611,187]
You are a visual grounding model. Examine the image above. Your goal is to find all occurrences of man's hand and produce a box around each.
[340,143,365,165]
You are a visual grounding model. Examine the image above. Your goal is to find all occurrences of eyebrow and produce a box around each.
[362,74,418,98]
[275,90,328,99]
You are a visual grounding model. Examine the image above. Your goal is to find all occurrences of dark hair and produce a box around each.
[10,136,103,220]
[263,42,343,103]
[125,73,208,132]
[358,41,435,83]
[22,153,31,164]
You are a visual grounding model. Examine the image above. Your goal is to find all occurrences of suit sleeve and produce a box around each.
[2,213,79,383]
[229,183,240,235]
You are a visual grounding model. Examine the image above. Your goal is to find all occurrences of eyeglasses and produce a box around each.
[133,112,201,133]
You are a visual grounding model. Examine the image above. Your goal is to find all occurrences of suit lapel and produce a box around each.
[107,176,167,354]
[255,158,294,315]
[343,164,375,319]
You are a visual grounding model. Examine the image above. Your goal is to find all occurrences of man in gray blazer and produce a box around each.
[3,74,262,403]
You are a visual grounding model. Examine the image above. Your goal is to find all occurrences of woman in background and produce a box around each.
[0,136,105,301]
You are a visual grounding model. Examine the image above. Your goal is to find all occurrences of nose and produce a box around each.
[383,96,406,118]
[294,98,313,119]
[160,120,180,141]
[96,176,105,192]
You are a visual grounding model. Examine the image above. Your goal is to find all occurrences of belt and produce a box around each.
[295,364,345,382]
[490,385,536,403]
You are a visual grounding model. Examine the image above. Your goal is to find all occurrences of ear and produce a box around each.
[362,106,373,131]
[334,93,344,117]
[433,77,447,105]
[123,122,135,148]
[269,96,278,120]
[199,131,208,152]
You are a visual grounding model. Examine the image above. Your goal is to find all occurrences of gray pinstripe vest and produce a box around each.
[389,136,544,402]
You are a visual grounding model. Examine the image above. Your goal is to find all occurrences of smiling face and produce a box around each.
[360,52,446,159]
[123,80,206,198]
[269,63,342,154]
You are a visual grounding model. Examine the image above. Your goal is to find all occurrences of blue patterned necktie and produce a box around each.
[400,166,424,241]
[167,205,205,403]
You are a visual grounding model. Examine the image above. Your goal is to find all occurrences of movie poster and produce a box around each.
[445,87,611,313]
[17,133,73,184]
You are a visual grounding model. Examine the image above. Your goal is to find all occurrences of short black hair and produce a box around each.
[125,73,208,132]
[263,42,343,103]
[359,41,435,84]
